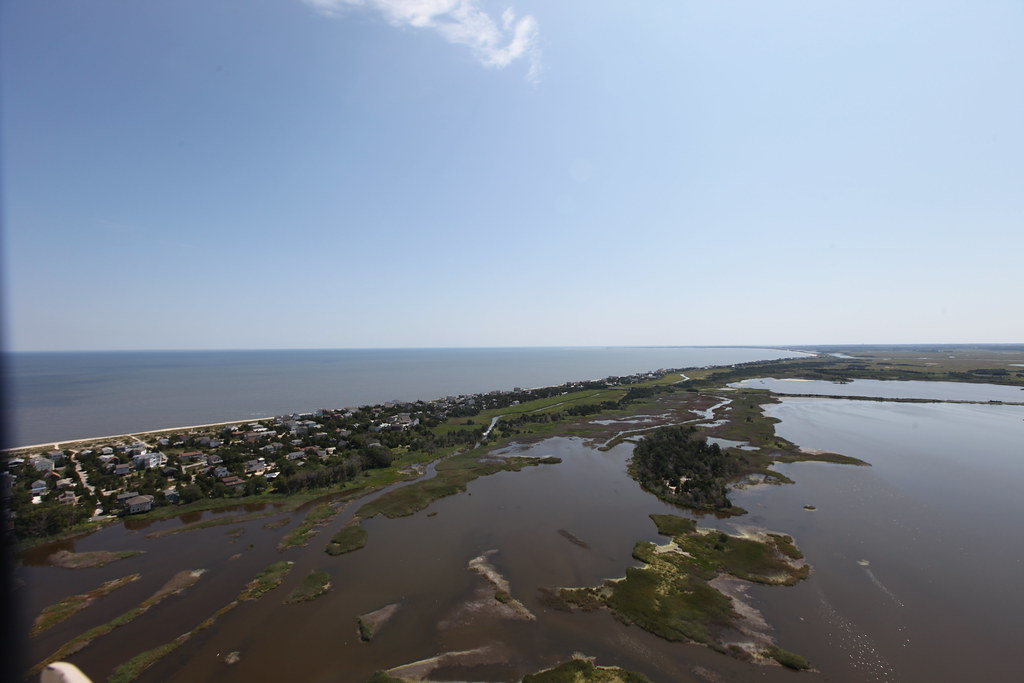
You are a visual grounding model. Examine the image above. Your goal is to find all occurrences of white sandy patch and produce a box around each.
[652,540,691,558]
[460,550,535,621]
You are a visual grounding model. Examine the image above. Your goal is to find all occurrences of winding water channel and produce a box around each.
[17,380,1024,682]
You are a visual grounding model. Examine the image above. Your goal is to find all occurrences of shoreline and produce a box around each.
[3,417,281,454]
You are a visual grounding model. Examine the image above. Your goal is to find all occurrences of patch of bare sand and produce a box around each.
[466,549,535,621]
[708,576,776,662]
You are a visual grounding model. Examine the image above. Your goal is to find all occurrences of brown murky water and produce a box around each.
[17,394,1022,682]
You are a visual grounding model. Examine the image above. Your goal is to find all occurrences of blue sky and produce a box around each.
[3,0,1021,351]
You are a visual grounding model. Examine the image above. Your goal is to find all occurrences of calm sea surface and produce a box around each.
[5,347,800,447]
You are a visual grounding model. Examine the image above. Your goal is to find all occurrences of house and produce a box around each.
[57,490,77,506]
[31,480,47,495]
[114,463,132,476]
[244,431,271,443]
[179,451,203,463]
[220,476,245,490]
[49,450,66,463]
[285,451,305,461]
[55,478,74,489]
[163,488,180,504]
[122,494,155,514]
[206,454,224,466]
[212,466,230,479]
[133,452,167,470]
[244,459,266,476]
[32,458,55,473]
[100,447,115,455]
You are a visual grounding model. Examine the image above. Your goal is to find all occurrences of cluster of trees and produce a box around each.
[11,499,91,539]
[631,426,741,512]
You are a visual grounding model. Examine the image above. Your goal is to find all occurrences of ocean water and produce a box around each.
[4,347,800,447]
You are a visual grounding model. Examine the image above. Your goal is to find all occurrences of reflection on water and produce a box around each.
[178,511,201,525]
[122,517,155,531]
[19,538,76,566]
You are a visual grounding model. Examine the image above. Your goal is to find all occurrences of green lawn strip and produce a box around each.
[522,657,653,682]
[47,550,144,569]
[325,522,367,556]
[555,515,810,660]
[285,571,331,603]
[357,450,560,519]
[30,569,205,676]
[32,574,141,636]
[108,560,296,682]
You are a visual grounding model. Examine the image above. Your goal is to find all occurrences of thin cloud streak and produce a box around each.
[304,0,542,82]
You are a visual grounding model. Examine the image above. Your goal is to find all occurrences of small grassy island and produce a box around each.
[325,521,368,556]
[553,514,810,665]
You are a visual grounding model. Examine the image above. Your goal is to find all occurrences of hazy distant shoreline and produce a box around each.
[6,347,804,448]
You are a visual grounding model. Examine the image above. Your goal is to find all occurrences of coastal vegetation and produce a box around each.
[46,549,143,569]
[108,560,295,682]
[325,522,368,556]
[522,657,653,682]
[767,646,813,670]
[554,515,809,661]
[239,561,294,601]
[285,571,332,603]
[31,569,205,675]
[32,574,140,635]
[279,501,342,550]
[357,452,561,519]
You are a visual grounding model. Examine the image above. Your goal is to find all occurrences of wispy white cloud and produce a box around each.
[303,0,542,83]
